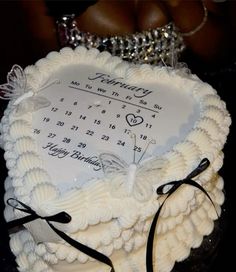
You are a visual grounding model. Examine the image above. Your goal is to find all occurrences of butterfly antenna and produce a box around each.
[163,43,178,69]
[171,43,180,69]
[137,139,156,164]
[39,78,60,92]
[130,132,137,163]
[160,56,168,69]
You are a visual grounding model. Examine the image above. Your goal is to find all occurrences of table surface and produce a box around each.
[0,2,235,271]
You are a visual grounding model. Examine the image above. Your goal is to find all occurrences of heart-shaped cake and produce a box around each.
[0,47,231,272]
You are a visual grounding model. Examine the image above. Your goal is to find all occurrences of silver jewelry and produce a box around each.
[180,2,208,37]
[56,14,185,65]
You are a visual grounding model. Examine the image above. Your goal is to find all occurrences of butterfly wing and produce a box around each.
[132,158,166,202]
[7,64,26,91]
[99,153,131,197]
[99,153,128,177]
[15,96,51,116]
[0,83,15,100]
[0,65,26,100]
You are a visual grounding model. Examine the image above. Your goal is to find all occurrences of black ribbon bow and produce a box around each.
[146,158,218,272]
[7,198,115,272]
[6,158,216,272]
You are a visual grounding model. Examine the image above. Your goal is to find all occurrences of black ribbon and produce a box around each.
[6,158,217,272]
[146,158,218,272]
[6,198,115,272]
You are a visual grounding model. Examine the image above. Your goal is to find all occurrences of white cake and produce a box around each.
[0,47,231,272]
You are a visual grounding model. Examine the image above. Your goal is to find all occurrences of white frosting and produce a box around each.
[0,47,231,272]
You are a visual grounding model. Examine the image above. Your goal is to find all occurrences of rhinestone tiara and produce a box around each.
[56,14,185,65]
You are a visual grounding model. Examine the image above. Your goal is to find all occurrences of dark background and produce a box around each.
[0,1,235,272]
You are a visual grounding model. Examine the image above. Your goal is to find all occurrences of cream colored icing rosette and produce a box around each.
[0,46,231,272]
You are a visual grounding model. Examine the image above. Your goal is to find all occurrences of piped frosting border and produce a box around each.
[0,47,231,271]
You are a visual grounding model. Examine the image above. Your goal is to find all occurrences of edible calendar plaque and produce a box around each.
[32,65,199,192]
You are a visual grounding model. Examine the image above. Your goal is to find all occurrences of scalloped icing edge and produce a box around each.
[1,47,231,272]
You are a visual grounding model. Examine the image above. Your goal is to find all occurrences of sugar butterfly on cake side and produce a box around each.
[0,64,54,116]
[99,135,166,202]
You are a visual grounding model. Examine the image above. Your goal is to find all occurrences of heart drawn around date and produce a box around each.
[126,113,144,127]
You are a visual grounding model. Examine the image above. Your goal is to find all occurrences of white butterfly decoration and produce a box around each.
[160,45,197,80]
[0,65,54,115]
[99,145,165,202]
